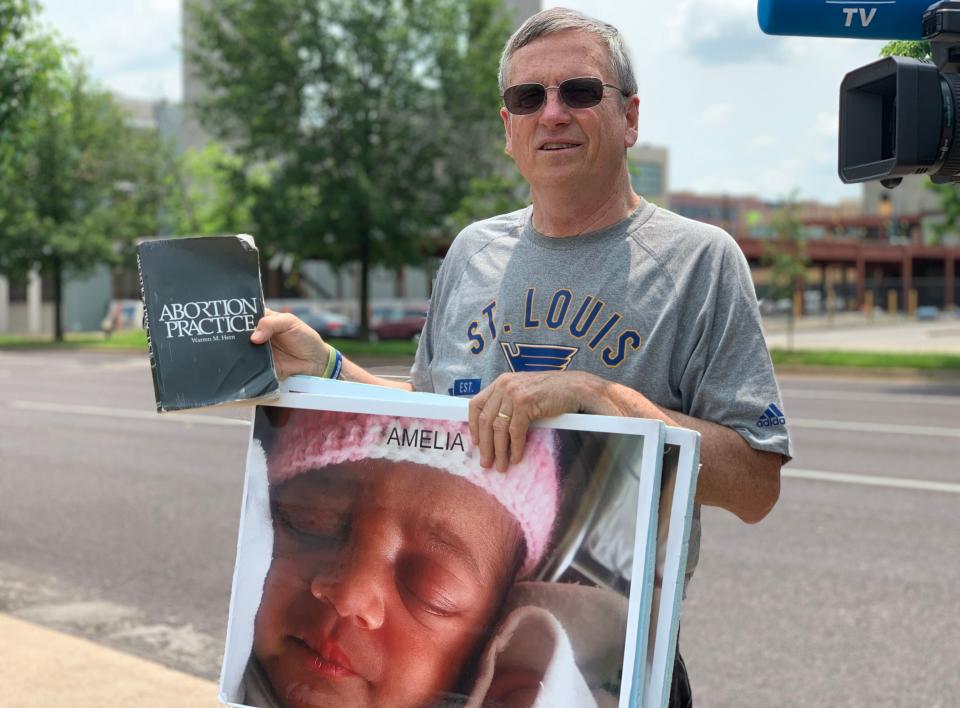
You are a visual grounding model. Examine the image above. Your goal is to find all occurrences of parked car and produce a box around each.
[289,307,358,339]
[101,299,144,333]
[370,306,428,341]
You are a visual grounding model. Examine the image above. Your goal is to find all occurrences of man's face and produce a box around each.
[253,460,521,708]
[500,30,639,193]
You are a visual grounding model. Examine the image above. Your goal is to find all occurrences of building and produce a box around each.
[862,174,942,220]
[666,188,960,312]
[668,191,772,238]
[628,144,668,207]
[506,0,540,25]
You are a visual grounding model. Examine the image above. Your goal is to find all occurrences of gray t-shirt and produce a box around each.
[411,199,792,581]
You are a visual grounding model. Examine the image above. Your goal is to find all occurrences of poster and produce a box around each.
[218,380,693,708]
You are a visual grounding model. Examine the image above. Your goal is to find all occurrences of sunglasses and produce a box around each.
[501,77,628,115]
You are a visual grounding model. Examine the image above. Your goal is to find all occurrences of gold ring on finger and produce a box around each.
[497,411,512,422]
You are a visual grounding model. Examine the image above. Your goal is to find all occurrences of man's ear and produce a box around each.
[500,106,513,156]
[624,95,640,149]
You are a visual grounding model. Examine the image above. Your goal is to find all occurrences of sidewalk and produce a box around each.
[763,313,960,353]
[1,613,219,707]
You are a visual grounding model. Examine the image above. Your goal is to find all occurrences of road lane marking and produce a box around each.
[10,400,251,427]
[784,468,960,494]
[789,417,960,438]
[781,389,960,407]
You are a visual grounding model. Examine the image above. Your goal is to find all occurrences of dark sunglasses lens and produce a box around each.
[504,84,546,114]
[560,78,604,108]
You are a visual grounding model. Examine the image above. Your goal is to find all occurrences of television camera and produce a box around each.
[759,0,960,188]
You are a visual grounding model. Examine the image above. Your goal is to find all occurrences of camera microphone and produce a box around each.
[758,0,928,40]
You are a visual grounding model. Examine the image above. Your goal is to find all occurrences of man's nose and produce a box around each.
[538,87,571,125]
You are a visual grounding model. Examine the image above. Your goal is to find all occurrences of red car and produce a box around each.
[370,307,428,341]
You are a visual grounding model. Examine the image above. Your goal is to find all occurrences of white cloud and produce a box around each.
[748,134,775,151]
[813,111,839,141]
[38,0,182,101]
[698,102,733,125]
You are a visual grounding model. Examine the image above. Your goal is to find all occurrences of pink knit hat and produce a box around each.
[267,409,560,577]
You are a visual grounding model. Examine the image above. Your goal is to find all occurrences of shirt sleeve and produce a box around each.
[676,234,792,459]
[409,254,453,393]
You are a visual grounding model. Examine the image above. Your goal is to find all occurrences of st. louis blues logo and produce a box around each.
[500,342,578,372]
[757,403,787,428]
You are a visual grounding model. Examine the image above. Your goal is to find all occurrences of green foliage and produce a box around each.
[0,10,180,339]
[185,0,514,333]
[450,169,528,232]
[762,193,809,348]
[762,195,809,302]
[169,142,263,236]
[0,0,47,133]
[770,348,960,371]
[879,40,930,61]
[0,63,175,277]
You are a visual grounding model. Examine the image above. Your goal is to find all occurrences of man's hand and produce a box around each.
[250,309,330,379]
[467,370,781,523]
[468,371,622,472]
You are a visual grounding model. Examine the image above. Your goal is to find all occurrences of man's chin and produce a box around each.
[529,168,590,189]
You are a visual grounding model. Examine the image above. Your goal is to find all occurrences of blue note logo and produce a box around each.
[757,403,787,428]
[500,342,578,372]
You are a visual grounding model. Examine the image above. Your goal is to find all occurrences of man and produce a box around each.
[252,7,791,705]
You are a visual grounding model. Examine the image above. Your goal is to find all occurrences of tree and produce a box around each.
[0,45,179,340]
[0,0,50,134]
[879,40,930,61]
[762,195,809,350]
[186,0,514,337]
[168,142,263,236]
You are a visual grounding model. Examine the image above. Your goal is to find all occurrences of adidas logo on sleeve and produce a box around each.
[757,403,787,428]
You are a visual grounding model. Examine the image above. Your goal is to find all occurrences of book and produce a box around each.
[137,234,279,412]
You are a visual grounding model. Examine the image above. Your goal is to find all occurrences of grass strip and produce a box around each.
[4,335,953,370]
[0,331,148,350]
[771,348,960,370]
[0,330,418,358]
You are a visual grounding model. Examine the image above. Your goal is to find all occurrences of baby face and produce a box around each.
[253,458,522,708]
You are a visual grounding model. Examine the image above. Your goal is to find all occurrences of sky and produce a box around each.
[36,0,889,204]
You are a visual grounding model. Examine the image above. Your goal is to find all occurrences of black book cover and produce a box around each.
[137,234,279,412]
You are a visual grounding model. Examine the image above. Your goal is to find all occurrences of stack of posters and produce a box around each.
[217,378,700,708]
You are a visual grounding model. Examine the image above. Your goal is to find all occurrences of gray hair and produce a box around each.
[497,7,637,100]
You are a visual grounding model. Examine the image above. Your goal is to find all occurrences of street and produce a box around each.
[1,349,958,706]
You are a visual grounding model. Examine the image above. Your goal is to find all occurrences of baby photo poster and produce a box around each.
[219,380,697,708]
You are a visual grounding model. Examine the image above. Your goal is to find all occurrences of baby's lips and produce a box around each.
[299,633,368,680]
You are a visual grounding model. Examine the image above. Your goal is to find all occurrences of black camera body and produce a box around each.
[840,1,960,187]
